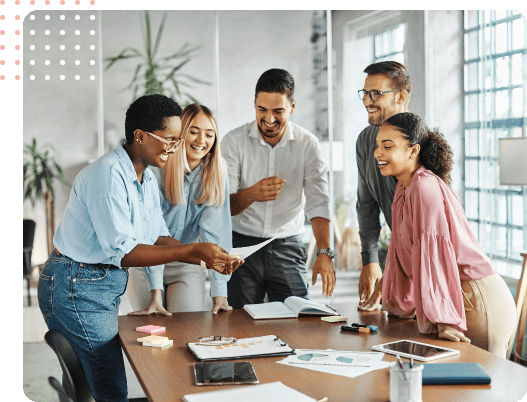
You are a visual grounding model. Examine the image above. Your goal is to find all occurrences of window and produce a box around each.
[374,23,406,64]
[463,10,526,278]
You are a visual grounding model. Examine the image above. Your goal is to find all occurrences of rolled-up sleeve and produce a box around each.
[220,134,241,194]
[303,139,330,221]
[356,139,381,266]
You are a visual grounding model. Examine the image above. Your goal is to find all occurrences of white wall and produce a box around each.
[23,10,317,264]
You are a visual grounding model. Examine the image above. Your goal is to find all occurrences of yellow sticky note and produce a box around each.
[321,316,347,323]
[137,335,168,343]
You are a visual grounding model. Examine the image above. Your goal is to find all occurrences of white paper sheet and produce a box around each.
[278,349,391,378]
[183,381,316,402]
[231,237,276,260]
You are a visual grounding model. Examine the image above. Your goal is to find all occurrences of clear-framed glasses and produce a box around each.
[197,335,237,346]
[145,131,184,152]
[358,89,401,102]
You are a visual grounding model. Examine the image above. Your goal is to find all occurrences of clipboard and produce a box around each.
[187,335,294,362]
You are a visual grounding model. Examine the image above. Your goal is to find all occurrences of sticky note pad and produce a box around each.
[137,335,168,343]
[321,316,347,323]
[136,325,166,334]
[143,339,173,349]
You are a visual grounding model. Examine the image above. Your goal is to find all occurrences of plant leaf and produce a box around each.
[144,10,153,61]
[153,11,168,56]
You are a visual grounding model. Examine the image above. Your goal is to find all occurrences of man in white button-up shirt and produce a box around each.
[221,68,336,309]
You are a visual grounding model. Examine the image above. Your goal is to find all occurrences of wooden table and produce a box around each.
[119,304,527,402]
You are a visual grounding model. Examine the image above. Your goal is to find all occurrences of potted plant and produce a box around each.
[23,138,68,255]
[104,10,209,105]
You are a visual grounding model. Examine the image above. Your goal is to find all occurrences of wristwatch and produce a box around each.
[316,248,335,259]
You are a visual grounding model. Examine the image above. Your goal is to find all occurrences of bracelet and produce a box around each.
[200,260,208,269]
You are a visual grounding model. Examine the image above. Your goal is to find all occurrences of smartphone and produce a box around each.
[194,361,259,386]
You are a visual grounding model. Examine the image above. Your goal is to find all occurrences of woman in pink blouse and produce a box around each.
[360,112,516,358]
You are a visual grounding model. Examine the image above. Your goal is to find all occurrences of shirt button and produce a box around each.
[72,278,76,282]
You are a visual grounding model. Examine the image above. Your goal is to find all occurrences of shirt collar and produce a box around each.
[186,161,203,180]
[248,120,294,148]
[115,143,152,184]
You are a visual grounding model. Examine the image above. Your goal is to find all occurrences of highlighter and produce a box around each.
[341,325,370,333]
[351,323,379,332]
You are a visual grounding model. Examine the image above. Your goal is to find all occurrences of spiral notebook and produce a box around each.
[183,381,316,402]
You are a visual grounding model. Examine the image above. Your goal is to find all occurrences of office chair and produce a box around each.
[48,376,74,402]
[44,329,148,402]
[23,219,36,306]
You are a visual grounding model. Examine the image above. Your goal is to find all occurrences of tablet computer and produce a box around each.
[194,361,259,386]
[371,340,460,362]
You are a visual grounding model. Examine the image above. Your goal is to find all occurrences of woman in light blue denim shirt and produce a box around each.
[128,104,234,314]
[38,96,242,402]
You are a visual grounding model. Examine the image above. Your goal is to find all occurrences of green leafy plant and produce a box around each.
[23,138,67,254]
[104,11,209,105]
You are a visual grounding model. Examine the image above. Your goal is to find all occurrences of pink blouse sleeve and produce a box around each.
[410,176,467,333]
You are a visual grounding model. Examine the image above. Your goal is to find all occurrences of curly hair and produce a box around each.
[124,94,182,144]
[384,112,454,185]
[255,68,295,102]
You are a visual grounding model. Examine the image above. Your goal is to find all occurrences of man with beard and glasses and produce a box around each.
[355,61,412,310]
[221,68,335,309]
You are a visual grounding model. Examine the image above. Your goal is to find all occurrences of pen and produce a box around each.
[350,323,379,332]
[326,304,338,313]
[396,355,408,383]
[341,325,370,333]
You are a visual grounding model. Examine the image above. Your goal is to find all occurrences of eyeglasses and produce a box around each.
[145,131,184,152]
[358,89,401,102]
[197,336,237,346]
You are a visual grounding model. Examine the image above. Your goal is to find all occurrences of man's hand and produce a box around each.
[247,174,286,202]
[127,289,172,316]
[358,278,382,311]
[437,323,471,343]
[211,297,233,315]
[359,262,383,302]
[197,243,243,273]
[312,254,336,298]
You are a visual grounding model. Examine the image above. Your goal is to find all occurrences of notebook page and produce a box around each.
[244,301,297,319]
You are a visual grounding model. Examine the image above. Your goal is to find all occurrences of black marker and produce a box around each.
[341,325,370,333]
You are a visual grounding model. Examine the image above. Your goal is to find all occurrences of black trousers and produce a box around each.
[227,231,309,309]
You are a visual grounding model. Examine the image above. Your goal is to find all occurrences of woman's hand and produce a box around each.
[437,323,471,343]
[358,277,382,311]
[197,243,244,274]
[128,289,172,316]
[211,297,233,315]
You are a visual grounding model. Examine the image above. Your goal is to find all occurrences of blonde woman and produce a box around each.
[128,104,235,314]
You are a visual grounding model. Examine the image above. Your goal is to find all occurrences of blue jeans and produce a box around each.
[38,251,129,402]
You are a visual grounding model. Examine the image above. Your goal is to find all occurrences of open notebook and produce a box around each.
[183,381,316,402]
[243,296,339,320]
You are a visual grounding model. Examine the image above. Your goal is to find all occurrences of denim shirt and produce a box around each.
[53,144,170,268]
[144,158,233,297]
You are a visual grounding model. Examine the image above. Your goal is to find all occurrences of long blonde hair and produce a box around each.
[163,104,225,207]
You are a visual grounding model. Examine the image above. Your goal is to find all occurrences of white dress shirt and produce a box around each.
[221,120,330,239]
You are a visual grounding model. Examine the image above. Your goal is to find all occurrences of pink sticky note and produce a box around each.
[136,325,166,335]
